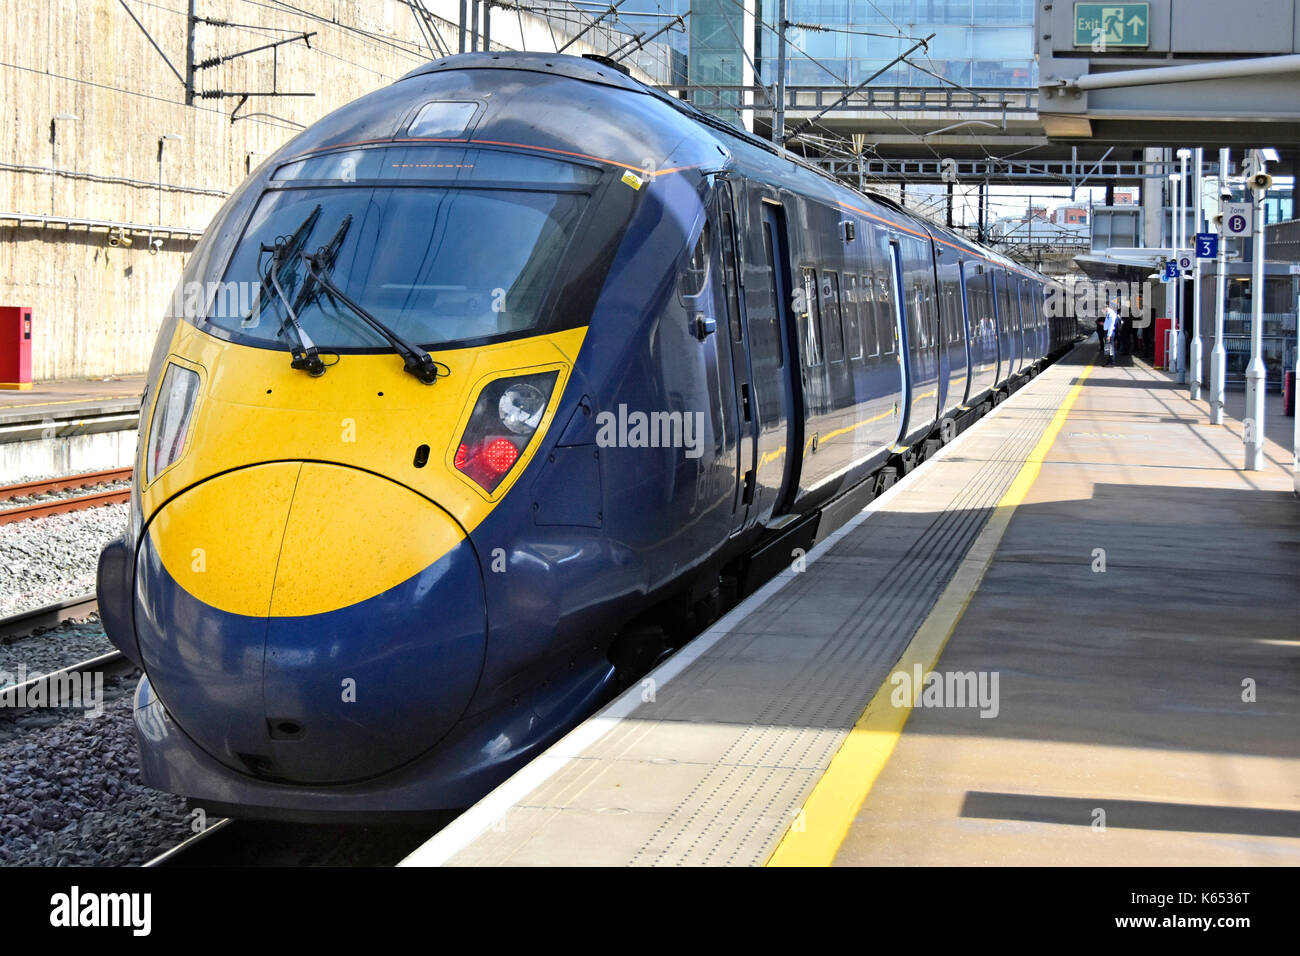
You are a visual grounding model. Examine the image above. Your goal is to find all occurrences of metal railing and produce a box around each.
[663,84,1035,116]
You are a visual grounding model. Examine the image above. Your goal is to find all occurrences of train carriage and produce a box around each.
[97,51,1070,817]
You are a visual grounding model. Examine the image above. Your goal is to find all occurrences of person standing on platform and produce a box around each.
[1103,303,1119,366]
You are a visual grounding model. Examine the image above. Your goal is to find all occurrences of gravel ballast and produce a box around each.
[0,657,193,866]
[0,503,128,617]
[0,616,116,683]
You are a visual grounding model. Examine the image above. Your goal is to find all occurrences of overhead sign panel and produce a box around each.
[1074,3,1151,48]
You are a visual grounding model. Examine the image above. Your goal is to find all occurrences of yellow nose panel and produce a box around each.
[269,462,465,618]
[150,462,301,618]
[149,462,466,619]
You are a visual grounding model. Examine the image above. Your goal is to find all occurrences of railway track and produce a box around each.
[0,594,134,713]
[0,467,132,526]
[0,592,98,641]
[0,647,132,711]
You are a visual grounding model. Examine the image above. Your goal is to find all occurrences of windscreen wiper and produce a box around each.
[263,240,326,376]
[244,205,320,328]
[241,205,328,376]
[300,250,444,385]
[289,213,352,318]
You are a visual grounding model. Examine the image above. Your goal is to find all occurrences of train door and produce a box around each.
[713,179,756,532]
[758,201,802,518]
[886,239,913,444]
[707,180,759,530]
[961,262,994,400]
[896,234,940,441]
[932,245,951,414]
[994,270,1017,380]
[1016,277,1033,366]
[984,267,1002,385]
[935,250,969,413]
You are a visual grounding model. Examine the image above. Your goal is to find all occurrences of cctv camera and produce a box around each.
[148,237,164,255]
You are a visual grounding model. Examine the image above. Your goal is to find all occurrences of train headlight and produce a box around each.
[454,371,558,493]
[498,383,548,434]
[146,363,201,482]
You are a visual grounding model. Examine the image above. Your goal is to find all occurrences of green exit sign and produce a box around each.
[1074,3,1150,48]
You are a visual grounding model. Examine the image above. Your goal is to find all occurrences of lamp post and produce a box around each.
[1244,148,1268,471]
[1175,147,1190,383]
[1210,148,1229,425]
[1190,147,1204,400]
[1168,171,1181,371]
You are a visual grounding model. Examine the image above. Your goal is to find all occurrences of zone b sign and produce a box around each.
[1222,202,1253,237]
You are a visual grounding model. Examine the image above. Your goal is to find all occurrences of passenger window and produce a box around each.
[680,224,709,297]
[913,284,926,348]
[947,285,962,344]
[877,276,895,355]
[843,274,863,360]
[821,271,844,363]
[761,226,784,368]
[799,266,822,367]
[720,212,743,343]
[860,273,879,356]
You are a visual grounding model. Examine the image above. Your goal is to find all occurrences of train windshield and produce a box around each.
[207,147,597,349]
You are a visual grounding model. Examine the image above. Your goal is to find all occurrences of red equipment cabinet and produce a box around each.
[0,306,32,390]
[1154,315,1172,369]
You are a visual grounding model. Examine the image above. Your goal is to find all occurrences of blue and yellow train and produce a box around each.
[97,52,1071,817]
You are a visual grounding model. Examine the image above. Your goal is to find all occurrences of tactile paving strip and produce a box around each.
[445,355,1087,866]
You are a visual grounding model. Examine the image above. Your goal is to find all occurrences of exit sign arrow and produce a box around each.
[1073,3,1151,48]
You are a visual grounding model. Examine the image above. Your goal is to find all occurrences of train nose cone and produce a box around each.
[133,462,486,784]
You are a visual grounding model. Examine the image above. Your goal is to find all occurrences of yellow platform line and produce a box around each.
[766,361,1095,867]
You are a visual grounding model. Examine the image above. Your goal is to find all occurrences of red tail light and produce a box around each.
[453,371,558,493]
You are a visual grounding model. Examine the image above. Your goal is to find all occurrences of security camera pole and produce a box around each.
[1189,147,1204,401]
[1176,148,1190,383]
[1244,148,1269,471]
[1170,170,1180,369]
[1210,148,1229,425]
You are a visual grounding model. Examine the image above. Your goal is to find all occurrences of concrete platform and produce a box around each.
[834,353,1300,866]
[0,375,144,428]
[0,376,143,478]
[401,343,1299,867]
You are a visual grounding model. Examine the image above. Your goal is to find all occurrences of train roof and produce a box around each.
[299,52,1049,284]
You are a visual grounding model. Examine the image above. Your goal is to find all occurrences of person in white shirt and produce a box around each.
[1102,304,1119,366]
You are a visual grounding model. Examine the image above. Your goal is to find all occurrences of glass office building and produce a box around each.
[757,0,1037,88]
